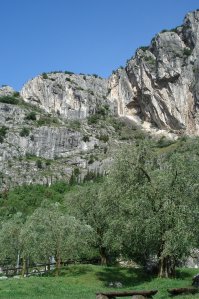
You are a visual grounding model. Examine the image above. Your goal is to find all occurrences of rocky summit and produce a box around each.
[1,9,199,189]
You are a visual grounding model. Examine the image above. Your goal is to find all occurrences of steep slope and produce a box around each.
[0,84,144,189]
[21,72,112,119]
[1,9,199,189]
[108,10,199,135]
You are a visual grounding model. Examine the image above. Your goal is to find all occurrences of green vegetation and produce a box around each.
[87,114,99,124]
[25,111,37,121]
[0,136,199,281]
[20,127,30,137]
[36,159,43,169]
[37,116,59,126]
[0,266,198,299]
[82,135,90,142]
[64,70,74,75]
[96,134,109,143]
[183,48,193,56]
[42,73,48,79]
[0,95,20,105]
[67,120,81,130]
[144,56,156,65]
[0,126,8,143]
[140,46,149,51]
[87,105,110,125]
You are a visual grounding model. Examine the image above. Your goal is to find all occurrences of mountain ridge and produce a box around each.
[0,9,199,189]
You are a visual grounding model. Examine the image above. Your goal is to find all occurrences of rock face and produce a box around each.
[21,73,110,120]
[108,10,199,135]
[2,9,199,189]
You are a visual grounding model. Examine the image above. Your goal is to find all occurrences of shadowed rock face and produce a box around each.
[107,10,199,135]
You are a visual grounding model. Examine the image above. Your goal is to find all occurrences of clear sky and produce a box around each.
[0,0,199,90]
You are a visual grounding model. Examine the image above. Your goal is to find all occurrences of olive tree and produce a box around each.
[106,139,199,277]
[21,202,91,275]
[0,213,24,269]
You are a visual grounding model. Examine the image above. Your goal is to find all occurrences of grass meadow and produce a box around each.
[0,265,198,299]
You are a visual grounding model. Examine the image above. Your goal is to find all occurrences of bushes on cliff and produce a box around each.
[20,127,30,137]
[0,126,8,143]
[0,95,19,105]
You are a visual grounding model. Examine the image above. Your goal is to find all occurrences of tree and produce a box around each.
[0,213,24,269]
[105,139,199,277]
[21,202,91,275]
[64,182,116,265]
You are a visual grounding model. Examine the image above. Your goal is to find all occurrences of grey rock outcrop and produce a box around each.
[108,10,199,135]
[21,73,110,120]
[2,10,199,189]
[0,86,15,97]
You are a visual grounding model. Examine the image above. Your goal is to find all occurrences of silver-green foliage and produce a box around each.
[105,139,199,277]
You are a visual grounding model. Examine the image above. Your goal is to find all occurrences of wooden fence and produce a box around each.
[0,258,100,277]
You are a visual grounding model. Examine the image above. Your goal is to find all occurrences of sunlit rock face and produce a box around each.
[108,10,199,135]
[21,73,111,120]
[1,10,199,189]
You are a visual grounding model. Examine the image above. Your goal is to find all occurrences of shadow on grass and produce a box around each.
[175,268,198,281]
[96,267,153,288]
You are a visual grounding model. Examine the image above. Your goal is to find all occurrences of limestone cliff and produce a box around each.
[1,9,199,189]
[21,73,111,119]
[108,10,199,135]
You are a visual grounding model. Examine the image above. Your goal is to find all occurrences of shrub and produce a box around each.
[20,127,30,137]
[64,71,74,75]
[73,167,80,176]
[13,91,20,97]
[83,171,101,182]
[183,48,192,56]
[42,72,48,79]
[69,120,81,130]
[25,111,37,121]
[45,160,51,166]
[0,96,19,105]
[97,105,110,117]
[36,159,42,169]
[87,115,99,125]
[97,134,109,143]
[0,126,8,143]
[161,29,169,33]
[37,116,59,126]
[82,135,90,142]
[140,46,149,51]
[156,136,174,148]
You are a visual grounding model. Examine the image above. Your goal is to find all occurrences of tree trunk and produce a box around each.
[158,256,175,278]
[21,257,26,277]
[55,254,61,276]
[99,246,108,266]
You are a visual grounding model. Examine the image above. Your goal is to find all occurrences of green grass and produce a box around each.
[0,265,198,299]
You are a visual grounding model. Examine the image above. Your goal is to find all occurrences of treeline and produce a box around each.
[0,137,199,278]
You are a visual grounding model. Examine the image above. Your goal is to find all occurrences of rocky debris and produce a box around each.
[108,281,123,288]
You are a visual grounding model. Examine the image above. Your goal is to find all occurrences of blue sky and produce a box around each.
[0,0,199,90]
